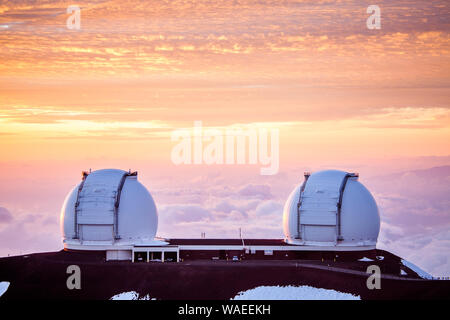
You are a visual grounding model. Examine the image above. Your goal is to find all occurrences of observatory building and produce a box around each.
[283,170,380,248]
[60,169,380,262]
[60,169,175,261]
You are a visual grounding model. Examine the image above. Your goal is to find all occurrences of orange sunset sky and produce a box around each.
[0,1,449,275]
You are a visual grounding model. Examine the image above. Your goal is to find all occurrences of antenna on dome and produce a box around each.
[81,170,89,180]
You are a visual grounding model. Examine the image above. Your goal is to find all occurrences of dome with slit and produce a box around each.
[60,169,159,250]
[283,170,380,248]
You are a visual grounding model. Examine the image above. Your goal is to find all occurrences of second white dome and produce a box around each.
[283,170,380,248]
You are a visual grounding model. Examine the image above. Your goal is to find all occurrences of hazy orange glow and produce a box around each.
[0,1,448,167]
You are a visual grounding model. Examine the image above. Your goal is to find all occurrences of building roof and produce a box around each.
[167,238,290,246]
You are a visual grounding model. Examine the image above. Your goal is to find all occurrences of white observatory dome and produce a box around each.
[283,170,380,249]
[60,169,162,250]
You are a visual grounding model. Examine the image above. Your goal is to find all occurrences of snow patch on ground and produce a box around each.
[358,257,374,262]
[401,259,433,279]
[110,291,154,300]
[232,285,360,300]
[0,281,10,297]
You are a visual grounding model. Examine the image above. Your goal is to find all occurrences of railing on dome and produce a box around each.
[296,172,310,240]
[73,169,138,241]
[113,171,137,240]
[296,171,359,243]
[336,172,358,241]
[73,171,89,240]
